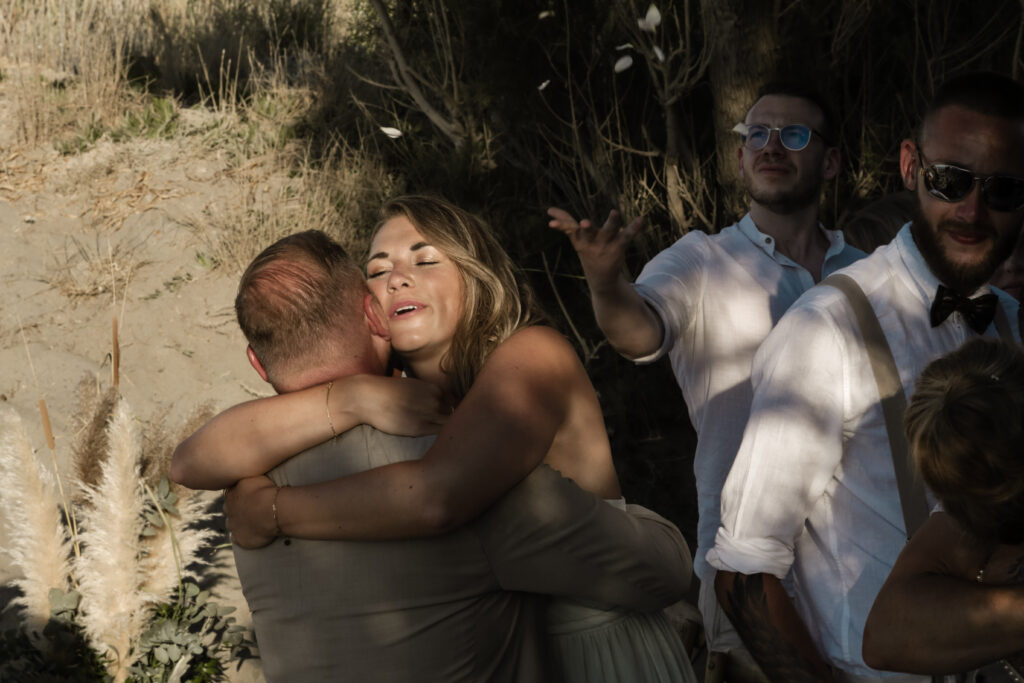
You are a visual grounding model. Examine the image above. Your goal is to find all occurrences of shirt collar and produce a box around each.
[737,212,849,262]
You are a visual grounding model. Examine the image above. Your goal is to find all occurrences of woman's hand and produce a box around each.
[338,374,449,436]
[225,475,280,549]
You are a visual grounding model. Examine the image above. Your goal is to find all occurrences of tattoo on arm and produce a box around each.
[723,573,832,683]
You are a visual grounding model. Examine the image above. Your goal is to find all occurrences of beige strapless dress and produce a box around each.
[546,498,698,683]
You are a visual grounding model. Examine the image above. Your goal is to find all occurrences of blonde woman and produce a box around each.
[173,195,696,682]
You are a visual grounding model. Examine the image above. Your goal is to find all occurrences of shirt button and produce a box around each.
[765,237,772,244]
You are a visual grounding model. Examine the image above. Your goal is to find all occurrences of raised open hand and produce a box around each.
[547,207,642,288]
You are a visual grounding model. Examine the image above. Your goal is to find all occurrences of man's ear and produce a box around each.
[246,345,270,382]
[822,147,841,181]
[736,145,745,179]
[363,294,391,341]
[899,139,919,191]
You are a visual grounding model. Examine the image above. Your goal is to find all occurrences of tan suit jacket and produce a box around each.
[234,425,691,683]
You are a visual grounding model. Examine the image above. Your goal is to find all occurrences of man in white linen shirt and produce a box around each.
[548,82,864,678]
[708,71,1024,682]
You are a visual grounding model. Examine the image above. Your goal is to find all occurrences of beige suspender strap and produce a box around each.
[820,274,930,539]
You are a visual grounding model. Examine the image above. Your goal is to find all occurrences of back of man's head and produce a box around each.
[922,71,1024,137]
[236,230,369,386]
[755,81,837,145]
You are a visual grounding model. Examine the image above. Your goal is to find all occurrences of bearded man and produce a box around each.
[548,82,864,681]
[708,71,1024,682]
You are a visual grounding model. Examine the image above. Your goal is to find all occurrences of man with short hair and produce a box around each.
[708,71,1024,681]
[548,82,864,677]
[207,231,692,682]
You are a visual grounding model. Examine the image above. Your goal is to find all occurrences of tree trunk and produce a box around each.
[663,99,689,234]
[699,0,779,223]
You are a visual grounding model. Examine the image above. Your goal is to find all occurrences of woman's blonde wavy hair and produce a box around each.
[905,337,1024,544]
[372,195,546,400]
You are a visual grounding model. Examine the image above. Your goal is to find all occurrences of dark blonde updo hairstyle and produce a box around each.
[373,195,546,400]
[905,338,1024,545]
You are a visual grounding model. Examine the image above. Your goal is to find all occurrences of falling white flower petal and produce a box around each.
[380,127,403,139]
[538,10,554,19]
[538,79,551,91]
[614,55,634,73]
[615,43,635,51]
[646,4,662,28]
[731,122,749,135]
[653,46,665,62]
[637,18,652,32]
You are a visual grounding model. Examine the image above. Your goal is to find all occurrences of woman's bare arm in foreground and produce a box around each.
[170,374,446,490]
[863,512,1024,673]
[229,326,608,544]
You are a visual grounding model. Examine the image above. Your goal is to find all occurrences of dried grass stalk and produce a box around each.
[71,381,119,500]
[0,406,73,640]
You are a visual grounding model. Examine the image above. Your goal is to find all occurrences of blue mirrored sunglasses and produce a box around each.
[739,123,825,152]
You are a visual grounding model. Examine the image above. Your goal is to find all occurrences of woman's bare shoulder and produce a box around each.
[467,326,584,405]
[488,325,581,369]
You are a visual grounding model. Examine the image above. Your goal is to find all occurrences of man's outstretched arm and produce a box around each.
[715,570,835,682]
[863,512,1024,673]
[547,207,663,358]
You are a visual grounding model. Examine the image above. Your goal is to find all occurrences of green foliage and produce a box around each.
[55,114,107,155]
[0,589,110,682]
[55,95,179,154]
[113,96,179,141]
[0,623,112,682]
[126,582,253,683]
[0,580,252,683]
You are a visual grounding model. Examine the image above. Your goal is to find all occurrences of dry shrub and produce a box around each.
[0,0,151,147]
[46,231,149,299]
[133,0,337,103]
[186,137,399,273]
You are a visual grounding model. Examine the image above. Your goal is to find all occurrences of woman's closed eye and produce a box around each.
[366,268,389,279]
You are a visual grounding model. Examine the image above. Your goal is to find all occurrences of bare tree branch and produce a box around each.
[365,0,465,148]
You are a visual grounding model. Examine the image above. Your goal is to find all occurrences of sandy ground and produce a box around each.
[0,132,271,680]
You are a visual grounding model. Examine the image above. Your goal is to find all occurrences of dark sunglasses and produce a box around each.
[917,148,1024,212]
[739,123,825,152]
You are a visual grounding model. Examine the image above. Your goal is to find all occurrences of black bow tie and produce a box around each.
[929,284,998,334]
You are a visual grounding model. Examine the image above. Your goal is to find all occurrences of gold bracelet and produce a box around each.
[325,380,338,439]
[271,485,283,537]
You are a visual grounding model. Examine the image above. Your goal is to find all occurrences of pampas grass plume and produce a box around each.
[139,486,217,600]
[74,398,149,679]
[71,380,119,498]
[0,406,73,640]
